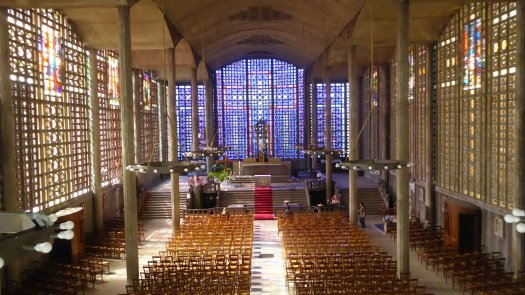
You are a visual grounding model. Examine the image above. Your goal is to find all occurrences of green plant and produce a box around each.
[208,164,231,182]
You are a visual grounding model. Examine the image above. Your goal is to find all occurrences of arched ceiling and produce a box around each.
[157,0,366,70]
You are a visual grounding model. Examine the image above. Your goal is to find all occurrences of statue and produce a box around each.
[254,119,270,162]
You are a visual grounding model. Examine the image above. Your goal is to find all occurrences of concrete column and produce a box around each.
[204,79,215,171]
[118,6,139,285]
[159,80,167,162]
[325,67,332,200]
[513,0,525,276]
[304,76,311,171]
[88,48,104,232]
[380,69,389,187]
[166,48,181,234]
[424,45,435,227]
[191,67,199,152]
[311,77,318,170]
[0,8,17,212]
[395,0,410,277]
[348,46,359,224]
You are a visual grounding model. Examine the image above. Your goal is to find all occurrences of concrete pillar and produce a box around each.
[348,46,359,224]
[117,5,139,285]
[311,77,318,170]
[304,76,311,171]
[513,0,525,276]
[204,79,215,171]
[0,8,17,212]
[166,48,181,235]
[380,69,389,187]
[424,45,435,227]
[395,0,410,277]
[325,67,332,200]
[191,68,199,152]
[159,80,167,162]
[88,48,104,232]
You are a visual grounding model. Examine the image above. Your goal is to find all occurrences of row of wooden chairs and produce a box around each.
[85,218,145,259]
[280,211,432,295]
[9,254,109,295]
[399,225,525,294]
[122,212,253,295]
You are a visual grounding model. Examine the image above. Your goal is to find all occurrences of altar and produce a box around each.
[233,160,291,176]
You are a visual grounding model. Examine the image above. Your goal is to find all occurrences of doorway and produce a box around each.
[458,213,478,253]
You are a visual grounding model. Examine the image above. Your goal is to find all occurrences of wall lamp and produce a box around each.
[51,229,74,240]
[58,221,74,230]
[504,209,525,233]
[23,242,53,254]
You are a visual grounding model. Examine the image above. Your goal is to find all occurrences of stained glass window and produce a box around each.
[437,14,460,192]
[488,2,516,209]
[463,5,485,91]
[96,51,122,186]
[435,2,515,208]
[143,72,152,111]
[216,59,304,159]
[9,9,90,212]
[315,83,349,155]
[39,15,61,96]
[217,60,248,159]
[108,51,119,106]
[461,3,485,199]
[133,70,160,163]
[390,55,397,159]
[408,45,428,182]
[316,84,326,148]
[362,66,384,160]
[175,84,206,159]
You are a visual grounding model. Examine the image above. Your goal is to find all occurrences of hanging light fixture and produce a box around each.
[183,146,232,158]
[339,0,410,172]
[300,145,344,157]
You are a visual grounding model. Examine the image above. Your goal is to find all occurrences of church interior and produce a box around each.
[0,0,525,294]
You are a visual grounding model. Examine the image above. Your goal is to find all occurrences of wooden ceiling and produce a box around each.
[1,0,473,80]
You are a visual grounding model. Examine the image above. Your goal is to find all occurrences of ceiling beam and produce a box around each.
[0,0,137,8]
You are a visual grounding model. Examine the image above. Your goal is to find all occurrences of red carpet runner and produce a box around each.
[254,187,274,220]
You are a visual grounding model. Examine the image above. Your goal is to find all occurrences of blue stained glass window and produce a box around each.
[316,84,327,147]
[176,84,205,159]
[248,59,272,155]
[216,59,304,159]
[198,85,206,148]
[218,60,248,159]
[316,83,349,155]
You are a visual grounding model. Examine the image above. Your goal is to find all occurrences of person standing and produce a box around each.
[359,202,366,228]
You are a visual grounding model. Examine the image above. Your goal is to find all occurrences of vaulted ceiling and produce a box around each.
[3,0,472,80]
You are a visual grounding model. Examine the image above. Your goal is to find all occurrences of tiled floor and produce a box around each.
[251,221,288,295]
[86,214,462,295]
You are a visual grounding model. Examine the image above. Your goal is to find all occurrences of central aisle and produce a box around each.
[251,220,289,295]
